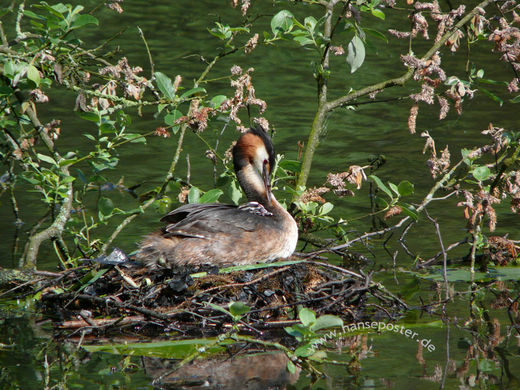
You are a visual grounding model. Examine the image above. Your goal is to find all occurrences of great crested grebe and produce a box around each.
[137,126,298,267]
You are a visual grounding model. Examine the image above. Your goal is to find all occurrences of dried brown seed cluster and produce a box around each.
[457,190,499,232]
[105,0,123,13]
[384,205,403,220]
[245,34,259,54]
[153,127,170,138]
[489,16,520,94]
[220,66,268,131]
[421,131,450,179]
[175,99,215,132]
[77,57,147,112]
[99,57,146,100]
[231,0,251,16]
[326,165,367,197]
[299,187,330,204]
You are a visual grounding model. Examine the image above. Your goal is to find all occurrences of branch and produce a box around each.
[294,1,337,195]
[327,0,494,110]
[306,158,464,255]
[296,0,495,191]
[13,91,74,269]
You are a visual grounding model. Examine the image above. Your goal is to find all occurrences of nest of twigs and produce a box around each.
[23,258,407,338]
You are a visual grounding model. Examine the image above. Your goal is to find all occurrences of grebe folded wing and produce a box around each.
[160,203,237,224]
[161,202,270,240]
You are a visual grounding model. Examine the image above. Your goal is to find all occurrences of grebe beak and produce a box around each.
[262,163,272,205]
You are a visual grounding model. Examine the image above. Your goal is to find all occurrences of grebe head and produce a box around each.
[232,127,276,205]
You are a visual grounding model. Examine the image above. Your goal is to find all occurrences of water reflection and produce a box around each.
[144,352,300,389]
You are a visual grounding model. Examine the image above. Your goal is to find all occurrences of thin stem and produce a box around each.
[15,2,25,39]
[425,209,450,300]
[137,26,154,78]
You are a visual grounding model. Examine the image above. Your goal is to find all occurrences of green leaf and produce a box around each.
[99,122,116,134]
[397,180,414,197]
[309,350,328,361]
[478,87,503,106]
[294,343,315,358]
[472,166,491,181]
[210,95,228,108]
[75,169,86,184]
[311,315,344,331]
[84,338,229,359]
[304,16,317,30]
[389,182,400,196]
[399,203,419,221]
[164,110,183,129]
[70,14,98,30]
[50,3,69,14]
[180,87,206,100]
[24,10,45,20]
[287,360,297,374]
[27,65,40,86]
[229,26,249,33]
[228,179,242,205]
[299,308,316,327]
[374,196,389,209]
[228,301,250,317]
[346,35,365,73]
[284,325,304,341]
[369,175,393,199]
[478,78,507,86]
[79,111,101,123]
[155,72,176,100]
[363,28,388,43]
[207,302,231,317]
[279,160,302,173]
[293,36,314,46]
[188,186,200,204]
[98,196,114,217]
[271,10,294,35]
[124,133,146,143]
[319,202,333,215]
[70,5,85,16]
[208,23,231,40]
[199,189,223,203]
[3,60,15,77]
[371,8,385,20]
[219,259,305,274]
[61,175,76,184]
[37,153,56,165]
[77,268,109,293]
[58,158,78,167]
[478,358,495,373]
[20,173,40,185]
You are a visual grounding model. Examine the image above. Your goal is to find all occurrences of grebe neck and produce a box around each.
[236,165,270,205]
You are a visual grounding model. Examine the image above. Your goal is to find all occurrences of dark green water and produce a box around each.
[1,1,520,388]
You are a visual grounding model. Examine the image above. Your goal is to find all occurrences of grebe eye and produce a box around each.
[263,159,268,165]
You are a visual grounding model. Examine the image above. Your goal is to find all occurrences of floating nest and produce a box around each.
[3,257,406,338]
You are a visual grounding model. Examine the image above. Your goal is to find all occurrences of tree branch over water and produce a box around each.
[296,0,495,192]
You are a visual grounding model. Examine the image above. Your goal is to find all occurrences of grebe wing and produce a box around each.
[160,202,269,239]
[160,203,235,224]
